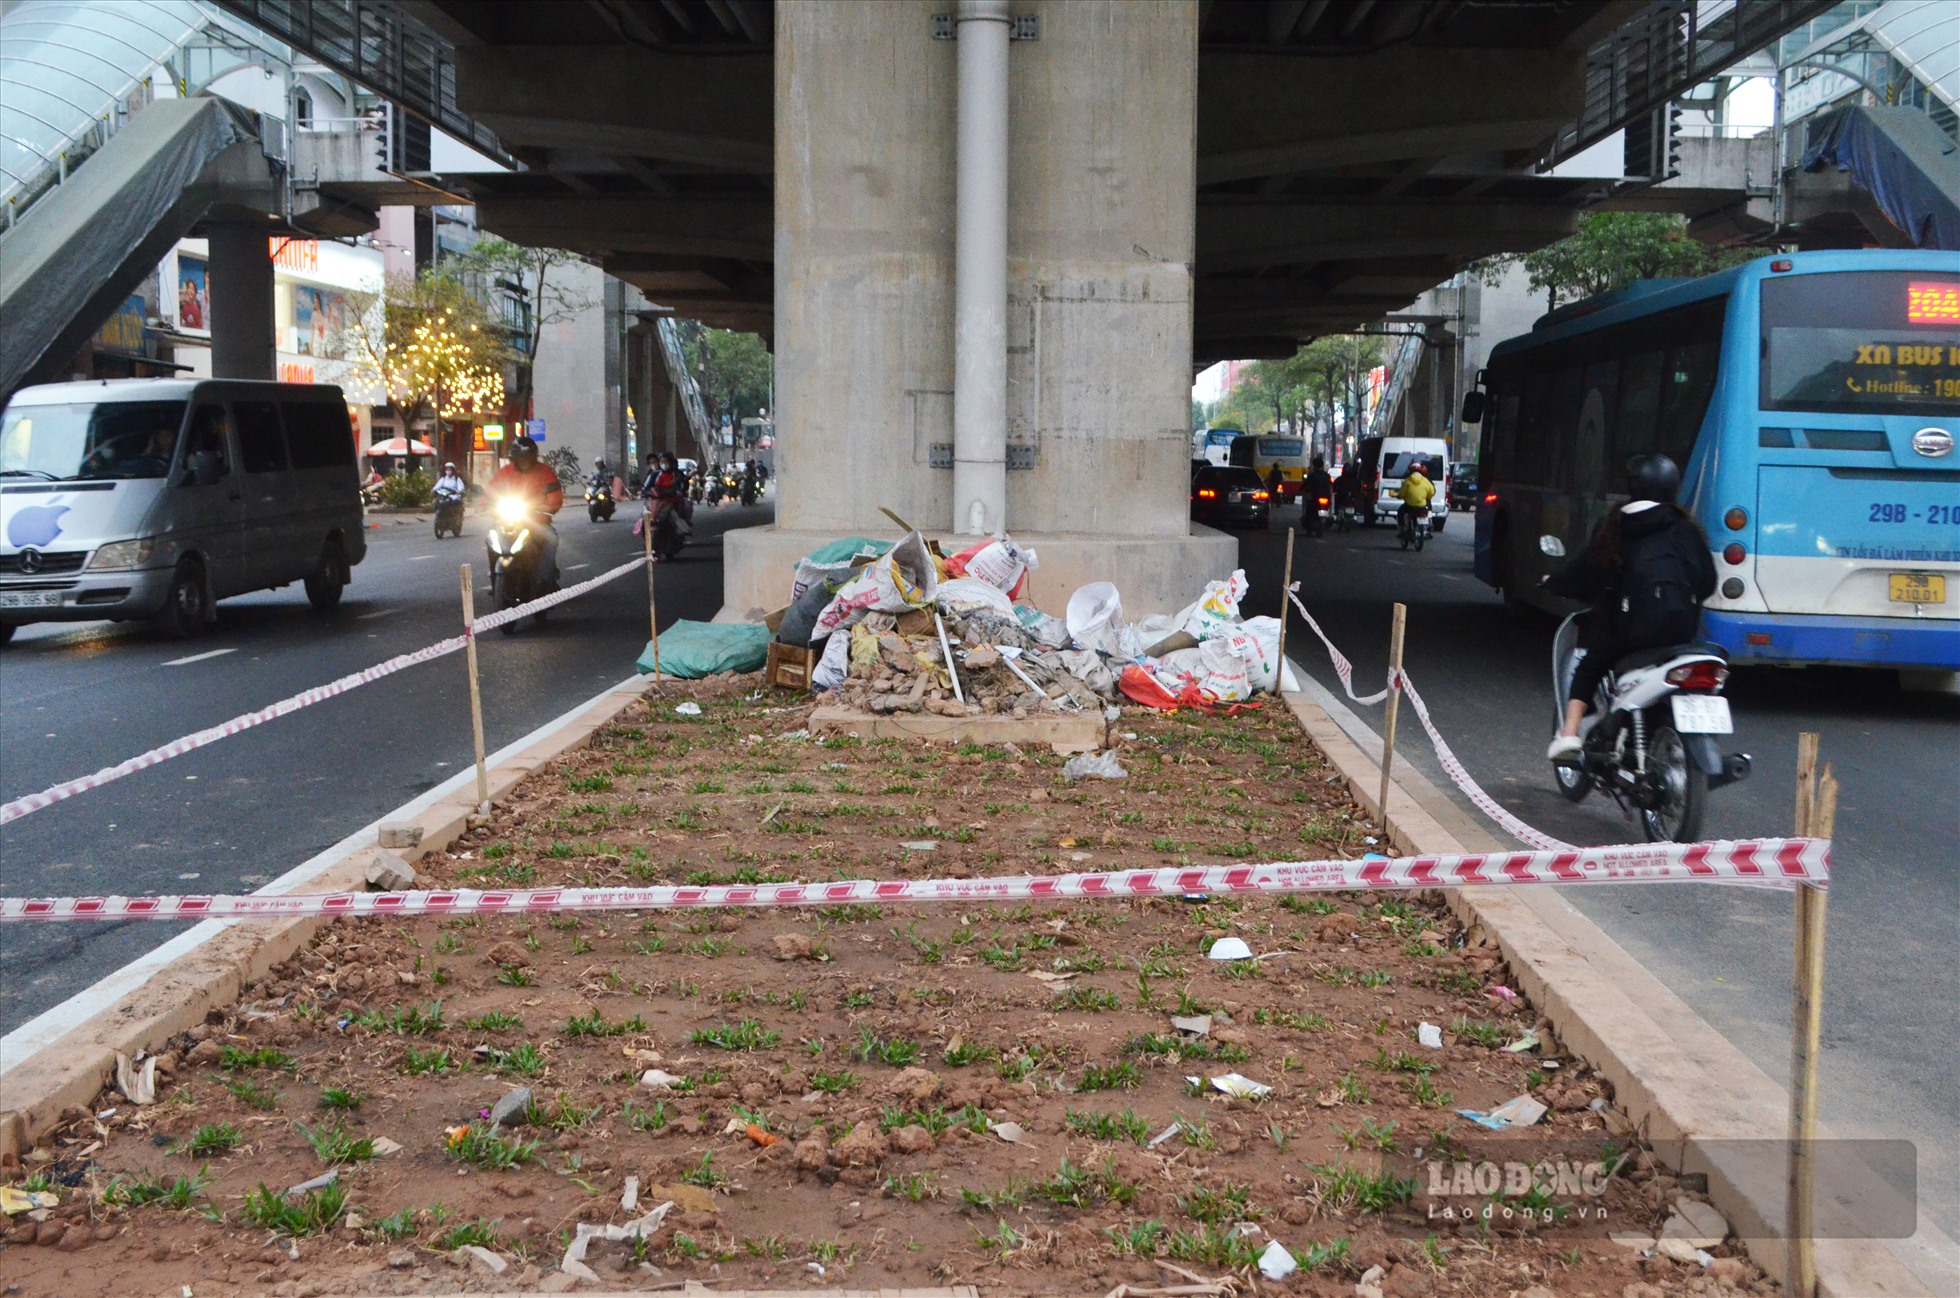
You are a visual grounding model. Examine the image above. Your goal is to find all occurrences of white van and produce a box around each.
[1353,435,1450,531]
[0,379,367,642]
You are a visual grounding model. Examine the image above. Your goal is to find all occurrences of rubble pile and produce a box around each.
[770,526,1292,715]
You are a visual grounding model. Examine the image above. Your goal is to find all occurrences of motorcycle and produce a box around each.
[484,495,559,633]
[1543,537,1751,842]
[1396,506,1432,551]
[739,475,761,507]
[433,486,465,539]
[705,473,726,505]
[1302,493,1331,538]
[645,497,690,561]
[585,480,615,523]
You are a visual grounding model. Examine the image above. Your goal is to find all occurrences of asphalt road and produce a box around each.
[0,499,766,1034]
[1229,505,1960,1237]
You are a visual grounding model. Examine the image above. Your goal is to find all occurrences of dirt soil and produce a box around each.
[2,678,1776,1298]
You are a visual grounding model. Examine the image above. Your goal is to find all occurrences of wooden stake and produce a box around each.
[1786,733,1834,1298]
[643,512,660,679]
[460,564,488,813]
[1376,602,1407,824]
[1274,527,1296,696]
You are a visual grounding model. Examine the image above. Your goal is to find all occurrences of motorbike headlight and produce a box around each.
[510,529,528,553]
[494,496,528,525]
[486,529,505,554]
[89,537,159,571]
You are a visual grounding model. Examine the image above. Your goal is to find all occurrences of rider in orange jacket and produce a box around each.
[485,436,563,583]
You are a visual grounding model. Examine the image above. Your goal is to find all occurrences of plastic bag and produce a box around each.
[946,533,1038,599]
[1223,616,1298,692]
[1066,581,1144,660]
[1062,751,1128,780]
[1147,646,1205,692]
[777,577,842,648]
[1176,569,1249,641]
[812,532,940,639]
[792,537,892,602]
[1013,604,1070,648]
[936,576,1015,619]
[1118,663,1182,710]
[1196,636,1254,702]
[812,629,852,690]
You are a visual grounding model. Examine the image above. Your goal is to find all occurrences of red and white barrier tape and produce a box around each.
[1288,585,1390,705]
[1396,670,1576,853]
[0,553,649,827]
[0,837,1829,922]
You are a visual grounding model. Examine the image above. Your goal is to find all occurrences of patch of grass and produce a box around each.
[1372,1047,1438,1076]
[690,1019,781,1051]
[941,1040,995,1067]
[567,774,614,794]
[1065,1108,1149,1144]
[495,964,533,987]
[355,1000,446,1036]
[1278,895,1341,915]
[462,1011,523,1032]
[102,1168,210,1210]
[527,1092,598,1131]
[239,1181,349,1237]
[1106,1218,1167,1256]
[1177,1118,1217,1151]
[1180,1183,1259,1225]
[1450,1016,1506,1048]
[436,1217,500,1250]
[222,1077,279,1109]
[487,1042,545,1078]
[878,1104,988,1136]
[681,1151,727,1191]
[976,1219,1025,1251]
[317,1087,362,1111]
[299,1119,374,1164]
[959,1178,1030,1212]
[809,1070,857,1094]
[1407,1074,1454,1109]
[175,1123,240,1157]
[1333,1118,1401,1153]
[563,1009,648,1039]
[1075,1061,1141,1093]
[446,1126,541,1170]
[368,1207,419,1242]
[623,1099,669,1132]
[401,1046,453,1075]
[1309,1162,1418,1213]
[1254,1007,1334,1032]
[883,1171,939,1202]
[218,1045,294,1072]
[1054,986,1121,1013]
[850,1028,920,1067]
[1438,969,1484,995]
[1165,1224,1261,1270]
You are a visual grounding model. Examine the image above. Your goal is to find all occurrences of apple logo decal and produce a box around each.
[7,502,69,548]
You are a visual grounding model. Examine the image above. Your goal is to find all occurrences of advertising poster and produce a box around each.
[293,286,349,358]
[177,257,209,332]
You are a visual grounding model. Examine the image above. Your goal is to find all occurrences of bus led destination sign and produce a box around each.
[1907,281,1959,325]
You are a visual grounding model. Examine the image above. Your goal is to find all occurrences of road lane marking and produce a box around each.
[409,555,436,561]
[163,648,237,666]
[564,563,592,571]
[356,609,395,620]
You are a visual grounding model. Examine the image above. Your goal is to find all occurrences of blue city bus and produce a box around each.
[1468,250,1959,673]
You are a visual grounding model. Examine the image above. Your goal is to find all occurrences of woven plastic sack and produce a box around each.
[946,533,1038,599]
[811,532,940,638]
[636,621,770,678]
[1176,569,1249,641]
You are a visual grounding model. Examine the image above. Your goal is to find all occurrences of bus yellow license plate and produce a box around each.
[1888,574,1946,604]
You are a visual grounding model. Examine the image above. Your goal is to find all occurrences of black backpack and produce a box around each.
[1614,520,1702,646]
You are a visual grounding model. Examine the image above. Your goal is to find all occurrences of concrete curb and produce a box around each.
[0,671,665,1165]
[1279,683,1955,1298]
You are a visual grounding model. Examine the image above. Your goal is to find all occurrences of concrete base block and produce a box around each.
[720,524,1241,622]
[808,705,1105,754]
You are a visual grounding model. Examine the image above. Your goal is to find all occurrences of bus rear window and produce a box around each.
[1762,271,1960,417]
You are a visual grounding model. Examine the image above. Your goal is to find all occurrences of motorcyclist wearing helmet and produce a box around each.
[1543,454,1716,763]
[1301,455,1334,528]
[486,436,564,583]
[435,460,466,500]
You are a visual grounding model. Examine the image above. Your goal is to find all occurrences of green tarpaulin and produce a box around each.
[636,621,772,678]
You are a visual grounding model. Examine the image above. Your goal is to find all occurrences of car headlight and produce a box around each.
[89,537,158,571]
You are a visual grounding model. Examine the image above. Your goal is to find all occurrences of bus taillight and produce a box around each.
[1724,508,1748,531]
[1723,543,1747,565]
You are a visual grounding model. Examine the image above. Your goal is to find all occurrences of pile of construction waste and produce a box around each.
[769,529,1291,714]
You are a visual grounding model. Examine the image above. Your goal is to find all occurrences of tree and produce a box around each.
[344,268,511,439]
[675,321,773,438]
[1481,212,1758,312]
[444,239,596,407]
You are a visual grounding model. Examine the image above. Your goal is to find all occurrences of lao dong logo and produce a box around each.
[1414,1154,1621,1225]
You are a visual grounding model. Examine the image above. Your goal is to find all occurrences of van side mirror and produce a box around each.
[1460,391,1487,425]
[188,450,225,487]
[1538,535,1566,558]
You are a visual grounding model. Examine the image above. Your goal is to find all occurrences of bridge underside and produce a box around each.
[398,0,1642,361]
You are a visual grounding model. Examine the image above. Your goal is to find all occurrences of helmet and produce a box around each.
[442,461,456,471]
[510,436,539,466]
[1626,453,1681,503]
[594,458,608,473]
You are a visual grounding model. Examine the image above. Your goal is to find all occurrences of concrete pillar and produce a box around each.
[726,0,1232,618]
[207,224,275,381]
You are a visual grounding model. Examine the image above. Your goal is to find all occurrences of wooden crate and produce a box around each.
[765,641,818,691]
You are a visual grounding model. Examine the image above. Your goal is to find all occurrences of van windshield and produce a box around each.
[0,402,187,481]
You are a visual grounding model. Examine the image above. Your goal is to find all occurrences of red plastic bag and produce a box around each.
[1118,664,1182,710]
